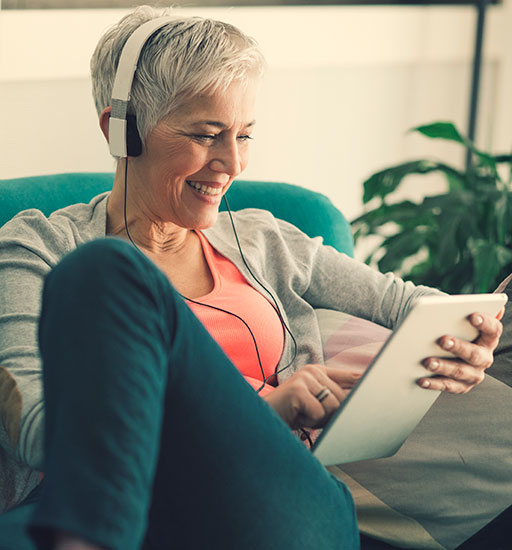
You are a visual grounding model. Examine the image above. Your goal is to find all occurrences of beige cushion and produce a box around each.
[316,308,512,550]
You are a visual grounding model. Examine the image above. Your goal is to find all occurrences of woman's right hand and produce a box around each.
[263,364,361,430]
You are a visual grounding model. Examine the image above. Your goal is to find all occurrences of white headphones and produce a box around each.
[109,17,174,158]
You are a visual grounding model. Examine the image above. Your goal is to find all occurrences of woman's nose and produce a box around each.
[209,141,242,177]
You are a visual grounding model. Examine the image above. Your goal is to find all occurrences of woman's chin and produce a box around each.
[189,210,220,231]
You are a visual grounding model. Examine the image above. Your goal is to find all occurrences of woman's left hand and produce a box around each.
[418,309,504,394]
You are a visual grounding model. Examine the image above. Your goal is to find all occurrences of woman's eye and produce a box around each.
[191,133,253,143]
[192,134,217,142]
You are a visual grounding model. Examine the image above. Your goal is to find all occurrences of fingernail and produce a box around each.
[473,315,483,326]
[427,359,439,372]
[421,379,431,388]
[443,339,454,350]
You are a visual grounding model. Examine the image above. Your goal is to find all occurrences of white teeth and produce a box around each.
[187,181,222,196]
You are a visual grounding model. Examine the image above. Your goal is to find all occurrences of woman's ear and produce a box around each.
[99,106,112,142]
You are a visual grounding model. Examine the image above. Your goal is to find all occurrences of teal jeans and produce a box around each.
[2,238,359,550]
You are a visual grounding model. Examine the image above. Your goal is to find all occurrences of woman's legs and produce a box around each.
[0,483,42,550]
[30,238,358,550]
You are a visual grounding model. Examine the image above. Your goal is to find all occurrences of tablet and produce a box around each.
[312,293,508,466]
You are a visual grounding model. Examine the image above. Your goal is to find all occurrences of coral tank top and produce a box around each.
[187,231,284,396]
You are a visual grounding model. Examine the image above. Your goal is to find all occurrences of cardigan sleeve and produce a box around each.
[302,242,443,329]
[0,212,67,471]
[0,195,108,472]
[263,214,444,330]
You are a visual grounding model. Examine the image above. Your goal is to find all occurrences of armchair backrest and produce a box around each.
[0,173,354,256]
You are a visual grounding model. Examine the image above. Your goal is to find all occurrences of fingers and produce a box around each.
[418,358,485,394]
[325,365,362,389]
[290,364,350,429]
[266,363,358,429]
[435,333,493,372]
[437,312,502,369]
[418,375,481,394]
[469,311,503,349]
[280,364,366,429]
[300,364,345,404]
[418,311,503,394]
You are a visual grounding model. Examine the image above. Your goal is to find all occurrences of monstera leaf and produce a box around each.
[352,122,512,294]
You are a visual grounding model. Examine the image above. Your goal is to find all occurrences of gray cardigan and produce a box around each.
[0,192,438,511]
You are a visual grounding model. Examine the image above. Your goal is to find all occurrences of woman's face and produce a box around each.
[130,80,257,231]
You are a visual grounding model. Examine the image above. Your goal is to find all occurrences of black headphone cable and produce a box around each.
[123,160,299,392]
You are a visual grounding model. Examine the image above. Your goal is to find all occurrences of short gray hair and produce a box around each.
[91,5,266,148]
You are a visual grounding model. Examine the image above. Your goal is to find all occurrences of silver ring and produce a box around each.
[315,386,331,403]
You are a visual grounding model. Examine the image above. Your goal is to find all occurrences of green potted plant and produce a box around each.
[351,122,512,293]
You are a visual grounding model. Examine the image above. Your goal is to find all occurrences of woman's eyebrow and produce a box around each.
[193,120,256,129]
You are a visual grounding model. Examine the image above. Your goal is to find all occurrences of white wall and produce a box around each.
[1,4,511,224]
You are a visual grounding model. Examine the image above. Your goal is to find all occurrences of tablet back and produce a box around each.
[312,293,507,466]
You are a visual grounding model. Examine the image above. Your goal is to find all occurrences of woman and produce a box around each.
[0,6,502,550]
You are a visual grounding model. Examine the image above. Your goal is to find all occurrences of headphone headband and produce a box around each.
[109,16,174,157]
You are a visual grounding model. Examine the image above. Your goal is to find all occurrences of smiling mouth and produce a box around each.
[186,181,223,197]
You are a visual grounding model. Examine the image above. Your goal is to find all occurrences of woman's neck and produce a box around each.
[106,164,190,256]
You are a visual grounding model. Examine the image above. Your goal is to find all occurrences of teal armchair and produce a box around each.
[0,172,354,550]
[0,173,354,256]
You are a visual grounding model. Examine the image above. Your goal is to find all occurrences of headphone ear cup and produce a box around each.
[126,113,143,157]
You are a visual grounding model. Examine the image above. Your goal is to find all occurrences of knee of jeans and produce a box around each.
[41,238,177,376]
[47,238,162,291]
[53,238,141,275]
[44,237,181,329]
